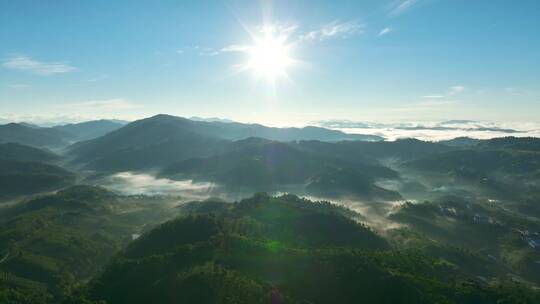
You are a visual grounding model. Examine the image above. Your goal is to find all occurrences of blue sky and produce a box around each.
[1,0,539,125]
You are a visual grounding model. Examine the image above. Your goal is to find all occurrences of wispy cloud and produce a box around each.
[448,85,465,96]
[416,99,461,107]
[7,84,30,90]
[389,0,419,17]
[197,47,220,57]
[2,55,76,75]
[378,27,393,36]
[180,20,362,60]
[423,85,466,99]
[221,44,251,53]
[300,20,364,41]
[177,46,220,57]
[56,98,140,111]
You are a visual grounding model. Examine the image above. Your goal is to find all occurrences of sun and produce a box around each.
[243,32,295,83]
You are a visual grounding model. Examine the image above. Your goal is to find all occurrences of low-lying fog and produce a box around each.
[100,172,219,200]
[300,194,409,231]
[96,170,513,233]
[98,172,263,202]
[97,171,416,231]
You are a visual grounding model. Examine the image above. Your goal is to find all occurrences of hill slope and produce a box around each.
[0,160,74,198]
[83,194,539,304]
[0,143,59,163]
[160,138,400,199]
[67,115,382,172]
[0,123,74,148]
[52,119,125,141]
[0,186,178,302]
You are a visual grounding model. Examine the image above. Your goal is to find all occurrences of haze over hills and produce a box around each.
[0,123,75,148]
[0,143,59,163]
[2,0,540,302]
[0,186,179,301]
[0,120,126,149]
[1,114,540,303]
[52,119,125,141]
[67,114,383,171]
[82,194,538,304]
[159,137,401,200]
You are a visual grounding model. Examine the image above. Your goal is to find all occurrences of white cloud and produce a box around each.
[319,120,540,141]
[2,55,76,75]
[218,24,298,55]
[300,20,364,41]
[389,0,419,17]
[378,27,393,36]
[175,20,361,64]
[449,85,465,95]
[184,21,360,60]
[56,98,140,111]
[423,85,466,99]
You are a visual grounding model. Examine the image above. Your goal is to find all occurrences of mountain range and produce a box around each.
[0,120,125,148]
[1,114,540,303]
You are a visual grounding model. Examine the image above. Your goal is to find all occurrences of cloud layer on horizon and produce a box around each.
[316,119,540,141]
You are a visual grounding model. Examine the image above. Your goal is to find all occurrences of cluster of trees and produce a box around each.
[75,194,540,304]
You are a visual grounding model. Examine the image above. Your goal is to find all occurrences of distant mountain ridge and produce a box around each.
[0,123,74,148]
[0,120,125,148]
[67,114,383,171]
[52,119,125,141]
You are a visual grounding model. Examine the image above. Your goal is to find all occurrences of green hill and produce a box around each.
[160,138,399,199]
[0,143,59,163]
[67,115,381,172]
[52,120,125,141]
[0,123,74,148]
[82,194,539,304]
[0,160,74,198]
[0,185,178,302]
[294,138,455,163]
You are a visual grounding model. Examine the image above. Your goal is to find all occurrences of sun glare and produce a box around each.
[243,31,295,83]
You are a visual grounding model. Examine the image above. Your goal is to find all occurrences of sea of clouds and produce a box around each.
[315,120,540,141]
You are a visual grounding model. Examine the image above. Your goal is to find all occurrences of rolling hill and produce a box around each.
[52,119,125,141]
[0,186,179,302]
[0,160,75,198]
[81,194,539,304]
[159,137,400,199]
[67,114,382,172]
[0,143,59,163]
[0,123,74,148]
